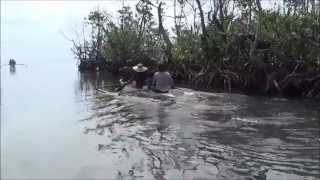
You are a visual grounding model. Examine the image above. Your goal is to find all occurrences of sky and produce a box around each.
[1,1,137,63]
[0,0,278,64]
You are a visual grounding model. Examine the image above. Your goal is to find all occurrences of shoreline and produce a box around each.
[79,69,320,101]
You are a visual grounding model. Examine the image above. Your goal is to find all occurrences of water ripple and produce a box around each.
[80,88,320,179]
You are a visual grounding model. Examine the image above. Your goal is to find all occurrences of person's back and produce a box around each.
[133,71,147,88]
[131,63,148,89]
[152,64,174,93]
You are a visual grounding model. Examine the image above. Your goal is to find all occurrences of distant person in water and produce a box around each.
[9,59,16,66]
[131,63,148,89]
[152,64,174,93]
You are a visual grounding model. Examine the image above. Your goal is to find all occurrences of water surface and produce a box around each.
[2,64,319,179]
[1,1,319,179]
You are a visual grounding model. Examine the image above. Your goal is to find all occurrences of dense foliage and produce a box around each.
[72,0,320,99]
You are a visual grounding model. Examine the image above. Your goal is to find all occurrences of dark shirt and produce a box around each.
[133,71,147,88]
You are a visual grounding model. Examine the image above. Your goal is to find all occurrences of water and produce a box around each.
[1,1,319,179]
[1,63,319,179]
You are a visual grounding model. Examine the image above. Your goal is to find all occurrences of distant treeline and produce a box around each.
[71,0,320,99]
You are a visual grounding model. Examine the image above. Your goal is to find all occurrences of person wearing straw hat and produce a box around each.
[131,63,148,89]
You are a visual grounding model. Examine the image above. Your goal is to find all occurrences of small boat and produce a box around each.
[97,85,176,100]
[9,59,16,66]
[120,85,176,98]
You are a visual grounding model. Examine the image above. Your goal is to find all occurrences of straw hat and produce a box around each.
[132,63,148,72]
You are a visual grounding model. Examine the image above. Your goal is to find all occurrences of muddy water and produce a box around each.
[1,66,319,179]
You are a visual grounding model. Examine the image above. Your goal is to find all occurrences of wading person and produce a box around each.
[152,64,174,93]
[131,63,148,89]
[9,59,16,66]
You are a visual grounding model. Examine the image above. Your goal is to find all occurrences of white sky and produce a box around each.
[1,1,131,40]
[1,1,130,62]
[1,0,278,37]
[0,0,278,63]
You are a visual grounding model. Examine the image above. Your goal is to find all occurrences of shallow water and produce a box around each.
[2,63,319,179]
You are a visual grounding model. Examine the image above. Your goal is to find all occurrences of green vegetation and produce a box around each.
[72,0,320,99]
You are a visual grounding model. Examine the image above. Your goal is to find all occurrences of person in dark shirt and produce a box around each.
[132,63,148,89]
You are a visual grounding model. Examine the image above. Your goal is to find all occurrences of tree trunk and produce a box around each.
[195,0,210,61]
[218,0,224,28]
[249,0,262,59]
[311,0,316,16]
[174,0,180,37]
[157,2,173,64]
[248,0,252,32]
[96,12,102,63]
[138,12,146,38]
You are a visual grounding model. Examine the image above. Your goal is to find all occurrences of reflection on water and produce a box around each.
[9,66,16,75]
[78,71,320,180]
[77,71,119,94]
